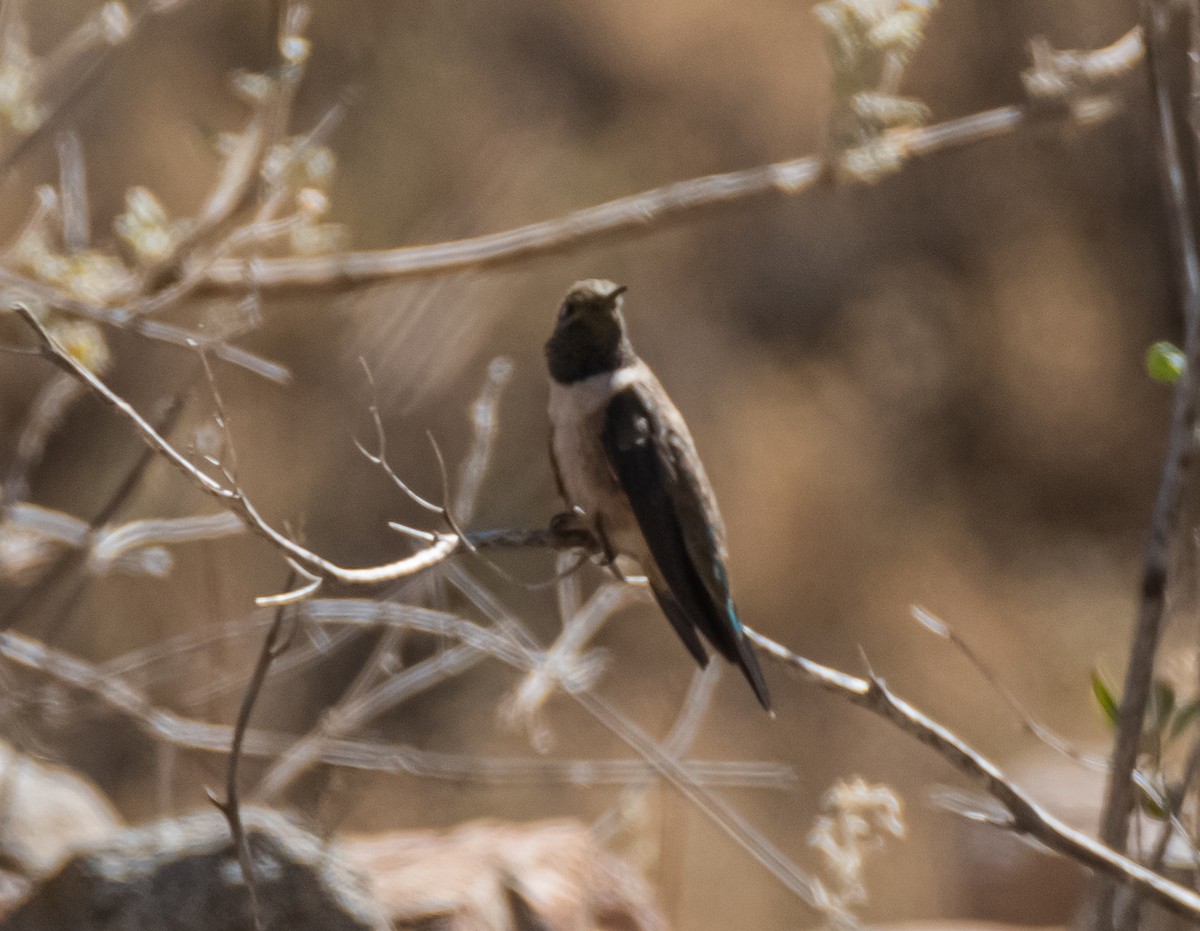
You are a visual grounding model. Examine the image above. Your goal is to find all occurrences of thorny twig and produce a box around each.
[741,628,1200,923]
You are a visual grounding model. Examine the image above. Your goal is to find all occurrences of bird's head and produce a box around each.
[545,279,633,384]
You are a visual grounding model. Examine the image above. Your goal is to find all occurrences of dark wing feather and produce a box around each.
[602,385,770,710]
[651,586,712,670]
[548,424,567,501]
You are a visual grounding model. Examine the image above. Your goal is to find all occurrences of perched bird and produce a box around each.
[545,279,771,711]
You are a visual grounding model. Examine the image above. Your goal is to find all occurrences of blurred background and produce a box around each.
[0,0,1180,927]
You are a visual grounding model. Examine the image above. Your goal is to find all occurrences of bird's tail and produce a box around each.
[699,596,771,712]
[725,607,772,713]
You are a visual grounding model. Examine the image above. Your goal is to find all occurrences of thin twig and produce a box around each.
[912,606,1108,772]
[0,266,290,382]
[0,0,202,175]
[1116,741,1200,929]
[0,375,194,636]
[441,559,825,905]
[208,589,296,931]
[55,129,88,253]
[3,372,84,502]
[1094,4,1200,927]
[912,606,1197,868]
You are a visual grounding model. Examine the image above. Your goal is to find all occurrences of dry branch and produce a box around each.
[742,628,1200,923]
[197,28,1143,293]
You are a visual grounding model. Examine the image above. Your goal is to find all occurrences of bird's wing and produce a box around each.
[601,384,770,709]
[547,424,567,502]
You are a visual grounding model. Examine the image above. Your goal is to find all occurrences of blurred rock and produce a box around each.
[0,809,391,931]
[0,808,666,931]
[0,741,122,877]
[342,818,668,931]
[867,923,1064,931]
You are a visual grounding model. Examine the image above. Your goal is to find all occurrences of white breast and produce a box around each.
[547,362,648,426]
[547,362,649,553]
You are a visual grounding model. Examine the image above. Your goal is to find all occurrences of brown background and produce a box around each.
[0,1,1178,927]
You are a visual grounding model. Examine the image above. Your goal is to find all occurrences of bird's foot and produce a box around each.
[549,508,587,535]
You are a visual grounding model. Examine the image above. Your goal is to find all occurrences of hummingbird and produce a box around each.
[544,279,771,711]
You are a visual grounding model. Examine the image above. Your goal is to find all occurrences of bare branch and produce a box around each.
[0,263,289,380]
[0,0,200,174]
[912,606,1110,772]
[0,504,246,581]
[199,28,1142,293]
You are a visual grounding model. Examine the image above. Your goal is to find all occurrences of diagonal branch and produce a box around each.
[13,305,458,589]
[741,628,1200,924]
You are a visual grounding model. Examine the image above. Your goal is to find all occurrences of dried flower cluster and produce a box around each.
[808,777,906,927]
[814,0,939,179]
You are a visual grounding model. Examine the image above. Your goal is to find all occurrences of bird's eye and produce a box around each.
[559,302,579,321]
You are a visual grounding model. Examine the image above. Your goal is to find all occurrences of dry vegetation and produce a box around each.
[0,1,1195,929]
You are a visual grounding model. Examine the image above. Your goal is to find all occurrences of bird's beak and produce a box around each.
[607,284,628,302]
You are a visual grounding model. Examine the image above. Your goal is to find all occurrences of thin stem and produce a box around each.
[1094,4,1200,927]
[208,592,295,930]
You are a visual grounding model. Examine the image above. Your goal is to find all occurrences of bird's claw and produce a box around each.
[549,508,587,535]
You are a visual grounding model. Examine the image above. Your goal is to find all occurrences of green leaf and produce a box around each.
[1169,697,1200,741]
[1091,669,1120,727]
[1147,341,1186,384]
[1153,679,1176,730]
[1137,780,1168,821]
